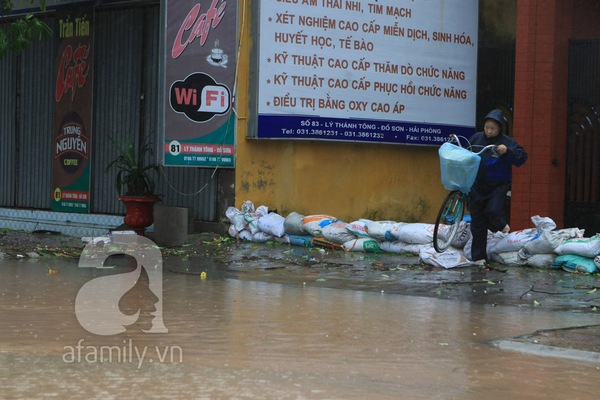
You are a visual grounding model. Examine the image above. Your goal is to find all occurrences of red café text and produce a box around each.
[172,0,227,59]
[56,44,90,102]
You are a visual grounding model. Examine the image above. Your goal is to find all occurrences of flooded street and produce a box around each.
[1,257,599,399]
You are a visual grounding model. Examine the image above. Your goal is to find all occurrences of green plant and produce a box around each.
[0,1,52,59]
[106,137,160,197]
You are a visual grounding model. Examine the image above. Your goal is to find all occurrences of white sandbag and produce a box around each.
[342,238,383,253]
[244,213,260,234]
[388,223,435,244]
[226,206,239,222]
[238,230,253,241]
[226,205,261,234]
[464,231,504,260]
[258,212,286,237]
[531,215,557,233]
[366,221,401,241]
[231,214,246,232]
[378,241,432,255]
[419,248,482,269]
[346,219,372,237]
[228,224,238,238]
[255,205,269,218]
[322,221,357,244]
[284,212,305,235]
[489,251,526,265]
[224,201,265,234]
[554,235,600,258]
[240,200,255,213]
[302,214,338,237]
[521,228,583,256]
[252,231,273,243]
[272,234,290,244]
[524,254,558,269]
[488,228,537,254]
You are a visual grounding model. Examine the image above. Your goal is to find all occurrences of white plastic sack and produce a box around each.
[226,201,266,234]
[490,251,526,266]
[419,248,481,269]
[238,230,253,241]
[520,228,583,256]
[554,235,600,258]
[255,205,268,218]
[225,207,246,232]
[378,241,432,255]
[488,228,538,254]
[464,231,504,260]
[272,234,290,244]
[252,231,273,243]
[258,212,286,237]
[302,214,338,237]
[244,213,260,234]
[531,215,557,233]
[342,238,383,253]
[322,221,357,244]
[346,219,372,237]
[388,223,435,244]
[225,206,239,223]
[524,254,558,269]
[240,200,255,214]
[284,212,305,235]
[366,221,401,241]
[227,224,238,238]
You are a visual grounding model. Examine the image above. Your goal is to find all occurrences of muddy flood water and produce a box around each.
[1,256,599,400]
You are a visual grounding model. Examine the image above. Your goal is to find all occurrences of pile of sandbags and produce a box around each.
[476,215,596,273]
[225,202,598,273]
[225,202,451,260]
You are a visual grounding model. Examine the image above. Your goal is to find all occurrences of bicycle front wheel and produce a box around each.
[433,190,466,252]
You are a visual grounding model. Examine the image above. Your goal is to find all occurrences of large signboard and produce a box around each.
[163,0,237,167]
[52,6,94,213]
[257,0,479,145]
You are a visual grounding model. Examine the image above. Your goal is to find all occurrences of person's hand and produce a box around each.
[495,144,508,155]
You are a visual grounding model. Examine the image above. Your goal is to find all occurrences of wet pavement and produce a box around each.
[0,229,600,398]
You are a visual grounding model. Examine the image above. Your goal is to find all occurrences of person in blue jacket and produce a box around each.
[468,109,528,263]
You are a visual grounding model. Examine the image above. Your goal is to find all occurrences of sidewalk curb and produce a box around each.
[491,339,600,364]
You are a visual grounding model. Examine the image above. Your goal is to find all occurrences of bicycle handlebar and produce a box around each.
[449,134,498,156]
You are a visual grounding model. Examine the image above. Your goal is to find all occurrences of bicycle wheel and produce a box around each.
[433,190,466,252]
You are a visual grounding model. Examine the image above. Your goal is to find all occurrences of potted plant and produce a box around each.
[106,137,161,234]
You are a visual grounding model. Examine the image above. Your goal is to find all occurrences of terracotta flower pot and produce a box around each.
[118,196,160,234]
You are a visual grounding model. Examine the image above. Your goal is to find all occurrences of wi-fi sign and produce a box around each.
[170,72,231,122]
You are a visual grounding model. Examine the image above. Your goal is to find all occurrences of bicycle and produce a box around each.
[432,135,497,253]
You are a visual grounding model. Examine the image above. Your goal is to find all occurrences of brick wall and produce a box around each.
[512,0,572,229]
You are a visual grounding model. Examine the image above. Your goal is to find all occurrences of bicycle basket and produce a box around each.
[438,142,481,193]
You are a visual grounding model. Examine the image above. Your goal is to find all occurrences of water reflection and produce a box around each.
[0,258,598,399]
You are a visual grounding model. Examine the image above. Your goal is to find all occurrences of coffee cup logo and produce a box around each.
[207,40,228,68]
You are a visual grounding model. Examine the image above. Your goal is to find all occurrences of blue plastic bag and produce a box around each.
[439,142,481,194]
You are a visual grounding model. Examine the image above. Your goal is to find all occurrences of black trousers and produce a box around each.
[469,193,508,261]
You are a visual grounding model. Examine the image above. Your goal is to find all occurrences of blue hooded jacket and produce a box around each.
[468,130,528,197]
